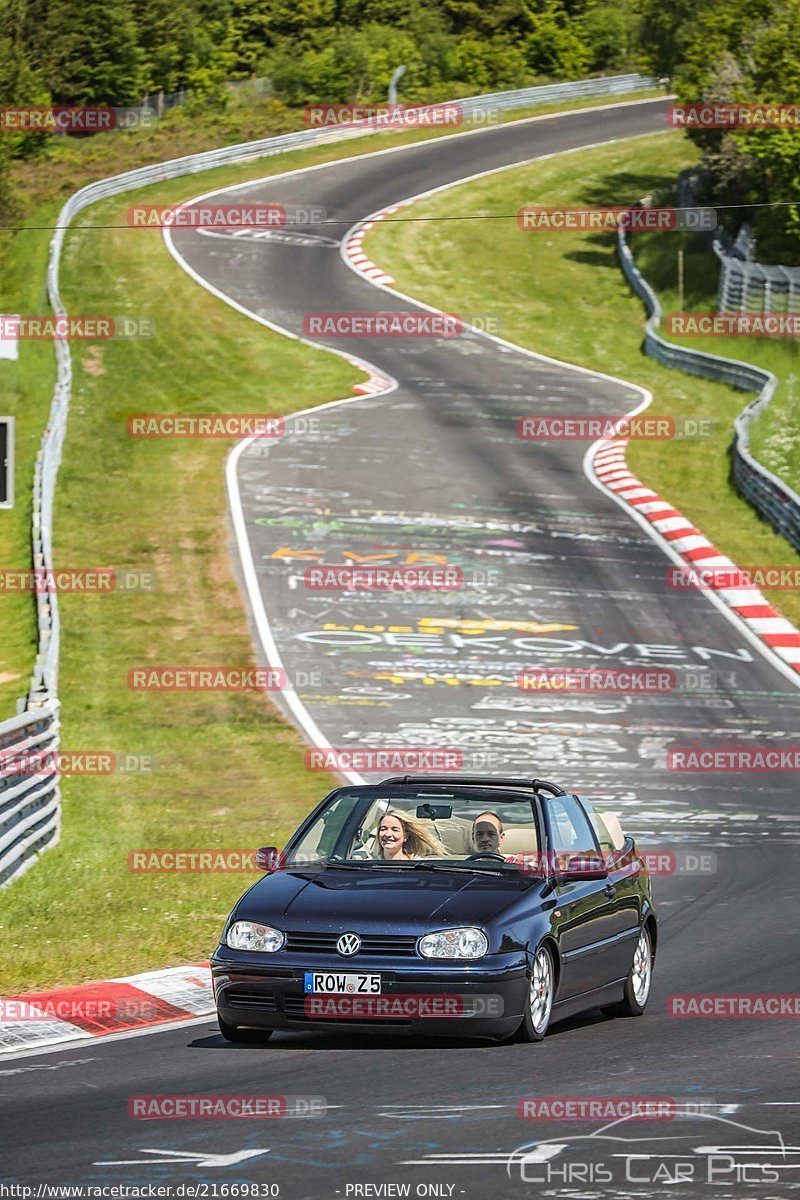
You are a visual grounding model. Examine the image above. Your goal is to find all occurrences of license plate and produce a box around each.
[304,972,381,995]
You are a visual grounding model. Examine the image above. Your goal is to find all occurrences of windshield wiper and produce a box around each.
[283,860,376,871]
[321,860,379,870]
[306,860,534,876]
[319,860,495,874]
[408,861,507,875]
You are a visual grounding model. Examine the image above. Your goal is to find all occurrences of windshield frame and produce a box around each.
[280,783,547,874]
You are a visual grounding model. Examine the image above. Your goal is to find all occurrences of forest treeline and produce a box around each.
[0,0,798,259]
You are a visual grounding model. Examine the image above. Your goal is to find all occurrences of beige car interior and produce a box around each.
[596,811,625,851]
[349,804,626,859]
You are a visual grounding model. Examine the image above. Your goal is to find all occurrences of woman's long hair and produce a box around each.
[378,809,447,859]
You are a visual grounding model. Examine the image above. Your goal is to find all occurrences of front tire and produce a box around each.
[217,1015,274,1043]
[513,944,555,1042]
[609,925,653,1017]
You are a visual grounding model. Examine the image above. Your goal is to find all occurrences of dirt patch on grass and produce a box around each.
[81,346,106,376]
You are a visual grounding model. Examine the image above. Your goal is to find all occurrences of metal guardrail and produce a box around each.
[617,225,800,554]
[0,703,60,887]
[3,72,659,887]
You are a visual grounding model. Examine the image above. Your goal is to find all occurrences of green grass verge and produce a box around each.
[0,217,55,710]
[0,179,359,990]
[0,91,668,992]
[367,130,800,629]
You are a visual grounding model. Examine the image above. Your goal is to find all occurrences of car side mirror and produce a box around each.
[560,853,608,882]
[255,846,281,872]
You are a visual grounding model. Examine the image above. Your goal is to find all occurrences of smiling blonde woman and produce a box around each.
[377,810,448,860]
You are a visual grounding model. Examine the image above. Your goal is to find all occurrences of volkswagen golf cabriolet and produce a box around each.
[212,775,656,1044]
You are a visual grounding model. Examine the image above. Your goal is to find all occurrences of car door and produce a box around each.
[578,794,643,982]
[545,794,619,999]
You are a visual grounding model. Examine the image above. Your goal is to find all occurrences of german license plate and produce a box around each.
[304,972,381,994]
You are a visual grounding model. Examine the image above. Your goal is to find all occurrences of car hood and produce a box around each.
[235,865,536,929]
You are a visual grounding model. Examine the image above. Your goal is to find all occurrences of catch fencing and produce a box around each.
[677,169,800,314]
[715,229,800,315]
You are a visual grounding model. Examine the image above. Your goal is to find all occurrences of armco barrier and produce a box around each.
[6,73,658,887]
[617,226,800,553]
[0,703,60,887]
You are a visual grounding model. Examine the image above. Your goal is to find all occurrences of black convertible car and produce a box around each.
[212,775,656,1043]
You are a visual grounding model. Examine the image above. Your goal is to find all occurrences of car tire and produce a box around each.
[608,925,653,1017]
[513,943,555,1043]
[217,1015,274,1043]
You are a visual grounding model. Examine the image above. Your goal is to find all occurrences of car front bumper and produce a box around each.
[211,944,529,1040]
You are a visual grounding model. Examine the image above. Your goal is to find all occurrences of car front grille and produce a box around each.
[282,995,411,1025]
[226,989,278,1012]
[284,932,418,956]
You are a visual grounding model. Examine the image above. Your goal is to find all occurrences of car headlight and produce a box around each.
[418,927,488,959]
[226,921,285,952]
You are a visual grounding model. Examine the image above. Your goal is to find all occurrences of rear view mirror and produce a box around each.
[416,803,452,820]
[561,854,608,882]
[255,846,280,872]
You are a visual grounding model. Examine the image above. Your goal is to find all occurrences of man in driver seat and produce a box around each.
[471,811,505,854]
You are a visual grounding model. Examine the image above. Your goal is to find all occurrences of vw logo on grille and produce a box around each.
[336,932,361,957]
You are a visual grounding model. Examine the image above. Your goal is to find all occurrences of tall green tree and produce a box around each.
[0,30,51,157]
[136,0,207,94]
[645,0,800,263]
[229,0,337,73]
[21,0,145,105]
[581,0,642,73]
[523,2,589,78]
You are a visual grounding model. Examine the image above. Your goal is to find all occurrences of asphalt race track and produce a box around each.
[2,98,800,1197]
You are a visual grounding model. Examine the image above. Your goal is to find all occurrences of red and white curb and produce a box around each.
[352,366,393,395]
[592,439,800,672]
[0,963,214,1052]
[342,204,413,286]
[343,207,407,393]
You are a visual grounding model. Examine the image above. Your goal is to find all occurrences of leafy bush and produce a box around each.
[641,0,800,263]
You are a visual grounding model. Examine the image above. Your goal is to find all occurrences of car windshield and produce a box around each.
[282,788,543,872]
